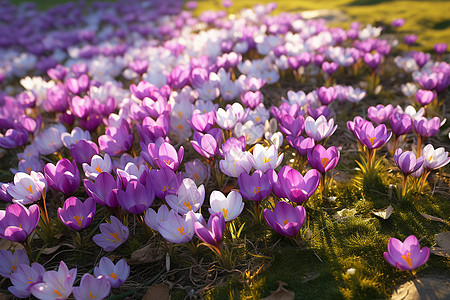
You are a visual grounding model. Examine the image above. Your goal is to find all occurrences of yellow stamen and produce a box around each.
[90,291,95,299]
[253,187,261,194]
[95,166,101,173]
[283,219,289,225]
[178,111,183,118]
[183,202,192,211]
[401,252,412,268]
[263,156,271,163]
[75,140,78,143]
[178,124,184,130]
[255,117,261,122]
[54,289,62,297]
[177,227,185,235]
[162,186,168,192]
[245,133,251,142]
[369,137,375,145]
[321,158,330,167]
[167,159,172,165]
[26,185,33,193]
[25,167,31,174]
[194,173,200,181]
[12,265,15,271]
[73,215,83,227]
[428,156,434,163]
[110,272,117,280]
[222,208,228,219]
[108,232,120,242]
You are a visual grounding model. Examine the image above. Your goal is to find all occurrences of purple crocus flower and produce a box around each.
[413,117,441,138]
[347,116,370,135]
[434,43,447,54]
[220,136,246,157]
[94,257,129,288]
[394,149,424,176]
[286,136,315,156]
[364,52,382,70]
[415,89,436,107]
[73,273,111,300]
[16,90,36,108]
[391,18,405,28]
[194,212,225,249]
[117,181,155,215]
[31,261,77,300]
[44,84,69,113]
[389,112,412,137]
[0,182,13,203]
[354,122,392,150]
[129,59,149,76]
[70,95,92,119]
[263,201,306,237]
[136,114,170,144]
[47,65,69,81]
[44,159,80,194]
[278,167,320,204]
[404,35,418,46]
[98,121,134,156]
[84,172,119,207]
[0,128,28,149]
[70,139,99,165]
[368,104,394,124]
[278,114,305,137]
[66,74,89,95]
[384,235,429,270]
[416,72,438,90]
[238,170,272,201]
[191,128,223,159]
[142,137,184,171]
[57,197,96,231]
[241,91,262,109]
[0,249,29,278]
[307,145,340,174]
[0,204,39,242]
[93,216,129,252]
[307,105,332,120]
[317,86,337,105]
[412,51,430,68]
[167,65,190,89]
[322,61,339,75]
[8,262,45,298]
[187,110,215,133]
[149,167,183,199]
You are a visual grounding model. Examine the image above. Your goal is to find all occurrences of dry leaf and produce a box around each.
[301,272,320,283]
[435,232,450,250]
[129,243,164,265]
[420,213,447,224]
[41,245,61,255]
[263,281,295,300]
[430,247,450,258]
[143,284,170,300]
[372,205,393,220]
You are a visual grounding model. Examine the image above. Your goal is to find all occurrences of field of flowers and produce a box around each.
[0,0,449,299]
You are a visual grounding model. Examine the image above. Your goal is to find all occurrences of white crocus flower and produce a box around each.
[7,171,47,205]
[165,178,205,215]
[422,144,450,170]
[61,127,91,148]
[82,154,112,180]
[144,205,170,231]
[219,147,255,178]
[251,144,284,172]
[234,121,265,145]
[304,116,337,142]
[208,190,244,222]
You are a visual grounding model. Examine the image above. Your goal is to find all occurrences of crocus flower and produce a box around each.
[220,136,246,157]
[368,104,394,124]
[278,167,320,204]
[317,86,337,105]
[82,154,112,180]
[304,116,337,142]
[251,144,284,172]
[72,274,111,300]
[94,257,130,288]
[34,124,67,155]
[415,89,436,107]
[191,128,223,159]
[263,201,306,237]
[0,182,13,202]
[234,121,265,145]
[143,137,184,171]
[9,262,45,298]
[241,91,262,109]
[166,178,205,214]
[44,159,80,194]
[354,122,392,150]
[31,261,77,300]
[136,114,170,145]
[389,112,412,137]
[391,18,405,27]
[67,74,89,94]
[434,43,447,54]
[84,172,119,207]
[149,167,183,199]
[307,145,340,174]
[57,197,96,231]
[184,159,210,185]
[215,103,243,130]
[145,204,170,231]
[194,212,225,249]
[219,147,255,177]
[208,190,244,222]
[413,117,442,138]
[422,144,450,170]
[404,34,418,46]
[394,149,424,176]
[0,203,40,242]
[70,139,99,164]
[117,181,155,215]
[7,171,47,205]
[0,249,29,278]
[0,128,28,149]
[187,110,216,133]
[384,235,429,270]
[238,170,272,201]
[44,84,69,113]
[286,136,315,157]
[157,209,195,244]
[278,114,305,137]
[364,52,382,70]
[98,121,134,156]
[93,216,129,252]
[61,127,91,148]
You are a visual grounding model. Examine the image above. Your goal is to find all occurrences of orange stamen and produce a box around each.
[54,289,63,297]
[110,272,117,280]
[25,185,33,193]
[95,166,102,173]
[369,137,375,145]
[283,219,289,225]
[253,187,261,194]
[177,227,185,235]
[183,202,192,211]
[321,158,330,167]
[401,252,412,268]
[108,232,120,242]
[222,208,228,219]
[73,215,83,227]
